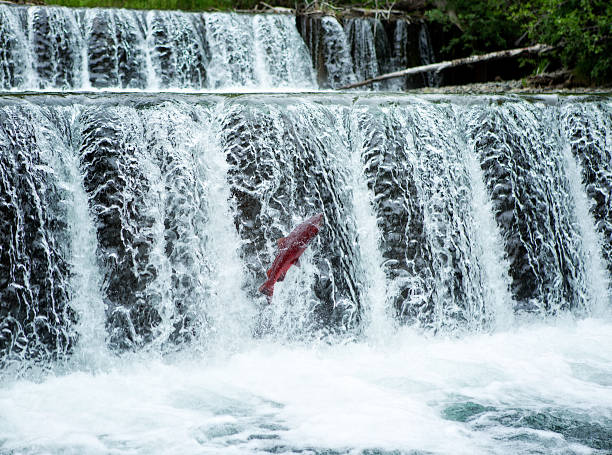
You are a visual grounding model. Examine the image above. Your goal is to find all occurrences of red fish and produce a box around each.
[259,213,324,301]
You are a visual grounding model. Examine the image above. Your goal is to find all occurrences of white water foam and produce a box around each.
[459,105,514,330]
[348,106,395,342]
[561,137,611,317]
[199,102,256,353]
[1,319,611,454]
[63,109,109,365]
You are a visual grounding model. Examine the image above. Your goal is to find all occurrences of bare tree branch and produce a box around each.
[339,44,555,90]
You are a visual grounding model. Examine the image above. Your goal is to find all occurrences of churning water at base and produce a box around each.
[0,93,611,454]
[1,320,612,454]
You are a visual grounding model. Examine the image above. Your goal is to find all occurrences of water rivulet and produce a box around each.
[0,94,609,369]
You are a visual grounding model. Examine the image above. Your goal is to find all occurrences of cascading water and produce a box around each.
[352,98,514,333]
[342,18,437,90]
[297,14,438,90]
[344,18,383,89]
[418,22,441,87]
[0,3,611,453]
[387,19,428,89]
[0,4,317,91]
[560,100,612,280]
[1,3,441,91]
[0,92,611,454]
[221,99,364,337]
[0,104,76,366]
[462,100,595,315]
[297,15,357,89]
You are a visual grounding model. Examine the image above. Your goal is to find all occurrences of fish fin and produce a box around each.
[259,281,274,298]
[266,267,272,278]
[278,271,287,282]
[293,258,300,267]
[277,237,288,249]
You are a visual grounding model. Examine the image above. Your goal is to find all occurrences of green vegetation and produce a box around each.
[512,0,611,84]
[426,0,612,85]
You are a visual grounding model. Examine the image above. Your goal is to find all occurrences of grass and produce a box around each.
[41,0,266,11]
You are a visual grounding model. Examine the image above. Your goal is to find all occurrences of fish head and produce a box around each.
[305,213,324,237]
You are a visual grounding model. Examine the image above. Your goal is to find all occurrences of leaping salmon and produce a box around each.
[259,213,324,301]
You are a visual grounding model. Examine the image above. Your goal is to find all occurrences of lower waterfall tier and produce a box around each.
[0,93,610,367]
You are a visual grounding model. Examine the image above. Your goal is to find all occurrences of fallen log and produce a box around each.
[347,7,406,18]
[259,2,294,13]
[339,44,555,90]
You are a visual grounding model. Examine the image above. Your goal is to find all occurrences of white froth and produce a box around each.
[1,319,611,454]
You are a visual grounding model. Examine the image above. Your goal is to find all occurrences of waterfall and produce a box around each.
[0,103,75,367]
[298,15,439,90]
[344,18,383,89]
[341,17,437,91]
[418,22,441,87]
[461,112,514,330]
[1,4,444,91]
[348,100,395,340]
[220,98,363,338]
[388,19,426,89]
[0,4,316,91]
[1,93,609,369]
[462,99,595,315]
[560,100,612,280]
[297,15,356,89]
[559,100,612,315]
[0,93,611,455]
[1,5,611,452]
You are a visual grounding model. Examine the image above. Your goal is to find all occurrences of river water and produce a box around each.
[1,319,611,454]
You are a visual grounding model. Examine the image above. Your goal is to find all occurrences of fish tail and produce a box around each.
[258,280,274,301]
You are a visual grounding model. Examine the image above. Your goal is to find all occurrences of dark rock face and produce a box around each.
[30,7,81,89]
[464,104,589,314]
[86,9,147,89]
[0,107,75,365]
[78,107,159,350]
[149,12,209,89]
[221,101,363,332]
[354,108,435,325]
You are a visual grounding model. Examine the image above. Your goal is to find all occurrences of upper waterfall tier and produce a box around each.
[0,4,437,91]
[0,5,316,91]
